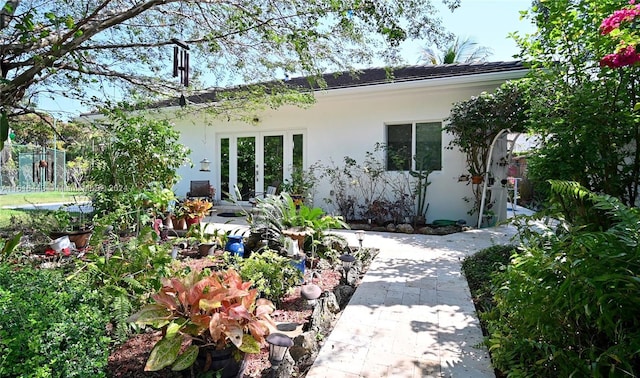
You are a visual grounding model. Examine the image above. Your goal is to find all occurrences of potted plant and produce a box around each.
[281,163,319,208]
[128,268,275,375]
[186,222,225,256]
[183,198,213,226]
[47,207,94,250]
[171,199,188,230]
[139,182,176,227]
[250,192,348,256]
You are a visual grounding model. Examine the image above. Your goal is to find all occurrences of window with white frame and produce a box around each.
[386,121,442,171]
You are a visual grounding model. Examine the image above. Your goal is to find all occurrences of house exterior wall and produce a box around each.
[171,71,524,225]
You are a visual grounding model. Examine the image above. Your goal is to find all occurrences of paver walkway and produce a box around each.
[304,226,518,378]
[208,212,520,377]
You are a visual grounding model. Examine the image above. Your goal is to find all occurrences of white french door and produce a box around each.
[218,131,305,202]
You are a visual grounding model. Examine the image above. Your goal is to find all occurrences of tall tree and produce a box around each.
[419,36,492,64]
[0,0,458,115]
[514,0,640,206]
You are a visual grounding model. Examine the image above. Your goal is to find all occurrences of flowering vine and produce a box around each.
[600,1,640,68]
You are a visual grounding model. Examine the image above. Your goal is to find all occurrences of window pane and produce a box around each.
[416,122,442,171]
[386,124,411,171]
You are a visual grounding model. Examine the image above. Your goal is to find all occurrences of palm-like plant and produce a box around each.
[419,36,493,65]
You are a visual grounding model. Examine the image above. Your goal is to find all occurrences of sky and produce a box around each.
[39,0,536,120]
[412,0,536,63]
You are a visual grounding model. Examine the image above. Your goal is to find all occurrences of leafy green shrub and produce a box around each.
[224,249,302,304]
[81,227,174,342]
[0,265,111,377]
[88,109,190,230]
[486,181,640,377]
[461,244,515,313]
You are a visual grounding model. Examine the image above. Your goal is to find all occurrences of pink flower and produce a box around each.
[599,45,640,68]
[600,5,640,34]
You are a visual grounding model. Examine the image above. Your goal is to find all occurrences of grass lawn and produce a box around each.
[0,191,89,230]
[0,209,47,229]
[0,191,88,207]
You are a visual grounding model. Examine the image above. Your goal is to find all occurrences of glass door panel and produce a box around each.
[236,136,256,201]
[263,135,284,193]
[220,138,230,200]
[217,131,304,203]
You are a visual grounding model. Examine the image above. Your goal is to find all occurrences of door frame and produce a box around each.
[217,130,306,203]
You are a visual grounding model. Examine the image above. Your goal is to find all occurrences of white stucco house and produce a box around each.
[115,61,528,226]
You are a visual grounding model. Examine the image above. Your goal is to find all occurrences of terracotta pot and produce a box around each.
[198,243,216,257]
[186,216,200,227]
[470,175,483,185]
[174,217,187,230]
[50,229,93,249]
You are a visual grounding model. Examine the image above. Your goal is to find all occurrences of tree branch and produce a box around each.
[0,0,19,30]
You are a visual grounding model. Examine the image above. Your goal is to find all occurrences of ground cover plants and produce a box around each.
[0,264,112,377]
[465,181,640,377]
[0,192,370,378]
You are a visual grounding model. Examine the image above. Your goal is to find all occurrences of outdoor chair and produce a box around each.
[186,180,214,201]
[249,183,279,206]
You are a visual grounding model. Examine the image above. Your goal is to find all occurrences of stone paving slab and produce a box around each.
[305,226,518,378]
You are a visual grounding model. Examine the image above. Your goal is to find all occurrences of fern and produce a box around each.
[487,181,640,377]
[110,294,134,342]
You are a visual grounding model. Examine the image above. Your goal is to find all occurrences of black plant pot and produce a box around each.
[198,242,216,257]
[185,346,245,378]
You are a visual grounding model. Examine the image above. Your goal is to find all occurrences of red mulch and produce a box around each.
[106,257,342,378]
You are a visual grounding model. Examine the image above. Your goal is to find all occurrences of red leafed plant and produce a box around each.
[128,268,275,372]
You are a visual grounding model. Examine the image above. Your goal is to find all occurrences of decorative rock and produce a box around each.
[289,332,318,361]
[346,266,359,286]
[416,225,463,235]
[385,223,396,232]
[310,292,340,332]
[324,292,340,314]
[334,284,356,309]
[396,223,414,234]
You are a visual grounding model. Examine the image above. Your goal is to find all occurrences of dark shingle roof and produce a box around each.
[157,61,526,108]
[289,60,525,90]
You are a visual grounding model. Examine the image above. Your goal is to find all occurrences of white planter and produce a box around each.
[49,235,71,252]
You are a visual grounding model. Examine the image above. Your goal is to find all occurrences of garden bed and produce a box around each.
[349,221,465,235]
[107,254,347,378]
